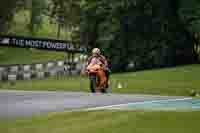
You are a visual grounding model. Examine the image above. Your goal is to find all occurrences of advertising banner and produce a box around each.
[0,35,85,52]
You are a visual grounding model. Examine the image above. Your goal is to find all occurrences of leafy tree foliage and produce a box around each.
[80,0,199,71]
[29,0,48,35]
[178,0,200,62]
[0,0,19,33]
[49,0,82,40]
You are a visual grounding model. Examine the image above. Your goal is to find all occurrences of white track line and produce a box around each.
[86,97,192,111]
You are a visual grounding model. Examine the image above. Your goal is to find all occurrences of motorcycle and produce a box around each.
[85,64,108,93]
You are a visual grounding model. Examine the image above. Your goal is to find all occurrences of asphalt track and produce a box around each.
[0,90,187,119]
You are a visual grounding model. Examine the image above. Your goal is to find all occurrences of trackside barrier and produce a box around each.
[0,60,82,81]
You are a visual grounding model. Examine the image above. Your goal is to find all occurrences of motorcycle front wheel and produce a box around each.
[89,74,96,93]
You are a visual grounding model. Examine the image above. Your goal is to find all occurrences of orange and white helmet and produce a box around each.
[92,48,101,55]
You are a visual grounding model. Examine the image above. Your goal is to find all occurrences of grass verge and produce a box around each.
[0,64,200,96]
[1,110,200,133]
[0,47,65,65]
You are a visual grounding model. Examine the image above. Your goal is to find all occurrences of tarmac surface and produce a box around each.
[0,90,187,118]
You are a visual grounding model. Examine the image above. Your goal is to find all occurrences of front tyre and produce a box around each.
[89,74,96,93]
[101,88,107,93]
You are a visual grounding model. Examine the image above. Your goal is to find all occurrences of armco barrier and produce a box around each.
[0,60,82,81]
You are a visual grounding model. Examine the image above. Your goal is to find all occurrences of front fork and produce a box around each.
[89,73,108,93]
[89,74,96,93]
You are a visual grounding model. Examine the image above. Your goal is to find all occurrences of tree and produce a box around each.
[29,0,48,35]
[0,0,19,33]
[80,0,196,71]
[49,0,82,40]
[178,0,200,62]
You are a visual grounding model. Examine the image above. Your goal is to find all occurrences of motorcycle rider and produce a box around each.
[86,48,110,88]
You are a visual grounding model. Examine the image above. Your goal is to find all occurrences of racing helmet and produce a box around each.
[92,48,101,55]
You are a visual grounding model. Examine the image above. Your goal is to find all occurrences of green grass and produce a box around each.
[112,64,200,96]
[0,64,200,96]
[0,47,66,64]
[1,110,200,133]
